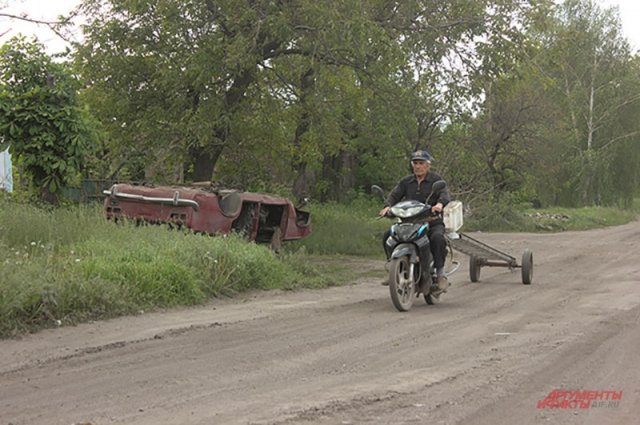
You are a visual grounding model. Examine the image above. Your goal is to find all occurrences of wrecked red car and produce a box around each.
[103,183,311,248]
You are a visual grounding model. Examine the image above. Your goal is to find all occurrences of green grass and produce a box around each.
[0,200,335,337]
[1,193,638,338]
[523,206,637,231]
[462,202,639,232]
[285,195,389,257]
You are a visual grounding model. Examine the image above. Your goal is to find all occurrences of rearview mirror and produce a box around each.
[371,185,385,201]
[431,180,446,193]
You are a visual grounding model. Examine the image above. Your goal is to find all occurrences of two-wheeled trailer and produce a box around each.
[447,232,533,285]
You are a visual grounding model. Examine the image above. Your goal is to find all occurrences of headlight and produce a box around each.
[394,224,417,240]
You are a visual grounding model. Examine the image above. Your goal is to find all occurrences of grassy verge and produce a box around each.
[462,201,640,232]
[0,199,339,337]
[285,196,388,257]
[2,193,638,337]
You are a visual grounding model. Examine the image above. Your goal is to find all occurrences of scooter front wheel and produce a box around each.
[389,257,416,311]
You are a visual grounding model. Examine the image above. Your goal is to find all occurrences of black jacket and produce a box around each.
[384,172,450,211]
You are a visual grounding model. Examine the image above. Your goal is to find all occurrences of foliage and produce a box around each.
[70,0,553,201]
[286,192,388,257]
[525,0,640,206]
[5,0,638,209]
[434,0,640,210]
[0,36,94,203]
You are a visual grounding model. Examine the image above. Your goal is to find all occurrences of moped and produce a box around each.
[373,180,457,311]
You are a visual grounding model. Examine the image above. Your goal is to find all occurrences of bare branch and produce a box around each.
[599,130,640,151]
[0,12,71,42]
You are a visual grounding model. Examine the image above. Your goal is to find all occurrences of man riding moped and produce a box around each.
[379,149,451,294]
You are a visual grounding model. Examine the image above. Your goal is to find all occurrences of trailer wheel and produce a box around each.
[469,254,481,282]
[521,249,533,285]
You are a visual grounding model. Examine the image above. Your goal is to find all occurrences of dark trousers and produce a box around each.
[382,222,447,271]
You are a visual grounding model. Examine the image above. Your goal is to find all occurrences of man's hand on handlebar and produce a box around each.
[379,206,390,217]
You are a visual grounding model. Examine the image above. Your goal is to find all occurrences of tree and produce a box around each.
[444,0,640,209]
[539,0,640,206]
[0,36,93,204]
[71,0,561,202]
[74,0,312,183]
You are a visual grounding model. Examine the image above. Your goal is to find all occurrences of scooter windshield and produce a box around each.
[390,200,428,218]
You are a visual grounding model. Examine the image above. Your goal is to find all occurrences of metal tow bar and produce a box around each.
[447,232,533,285]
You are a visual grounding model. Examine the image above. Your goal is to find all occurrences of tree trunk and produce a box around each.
[34,169,59,205]
[190,69,255,182]
[291,68,315,201]
[587,50,597,152]
[190,144,225,182]
[40,186,59,206]
[321,150,355,202]
[293,162,314,202]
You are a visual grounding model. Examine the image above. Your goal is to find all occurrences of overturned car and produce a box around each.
[103,183,311,249]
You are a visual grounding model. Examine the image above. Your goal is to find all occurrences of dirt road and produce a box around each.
[2,221,640,425]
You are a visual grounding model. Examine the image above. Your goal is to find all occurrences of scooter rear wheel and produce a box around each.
[389,257,415,311]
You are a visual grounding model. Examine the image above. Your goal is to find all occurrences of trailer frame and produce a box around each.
[447,232,533,284]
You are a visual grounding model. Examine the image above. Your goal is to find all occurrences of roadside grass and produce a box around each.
[0,200,335,337]
[1,194,638,337]
[462,201,639,232]
[523,206,638,231]
[286,196,388,257]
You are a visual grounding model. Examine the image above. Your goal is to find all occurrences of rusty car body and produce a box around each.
[103,183,311,248]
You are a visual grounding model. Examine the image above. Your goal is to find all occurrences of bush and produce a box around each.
[288,194,388,257]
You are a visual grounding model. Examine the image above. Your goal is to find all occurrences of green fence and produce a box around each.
[62,179,116,203]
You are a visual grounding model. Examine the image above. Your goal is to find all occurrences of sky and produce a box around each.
[1,0,640,53]
[1,0,81,53]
